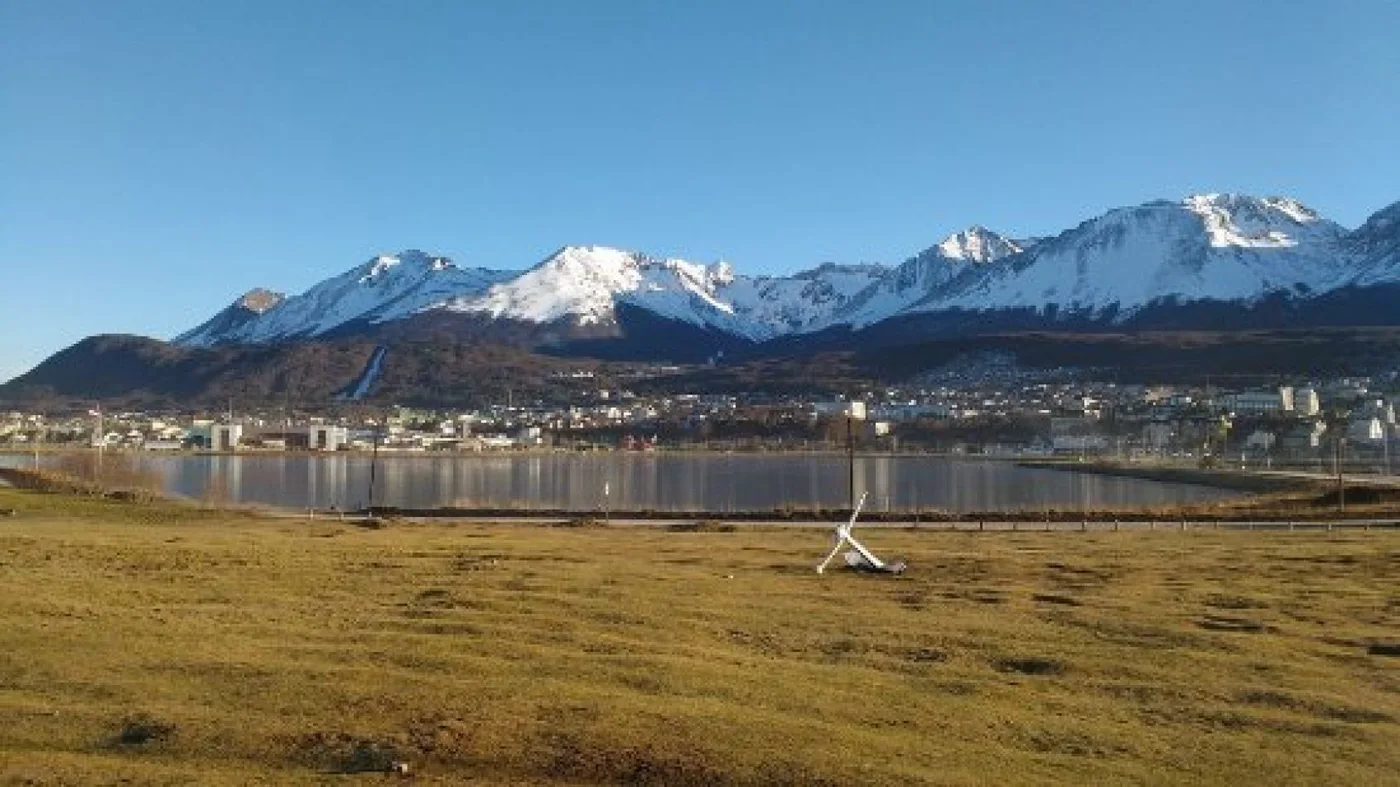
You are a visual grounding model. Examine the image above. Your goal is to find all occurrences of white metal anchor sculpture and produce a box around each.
[816,492,907,575]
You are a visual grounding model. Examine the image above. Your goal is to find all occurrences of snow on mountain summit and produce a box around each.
[439,246,727,326]
[832,226,1022,327]
[936,225,1023,263]
[902,195,1350,318]
[719,262,887,337]
[174,192,1400,350]
[1182,193,1334,248]
[178,250,511,346]
[436,246,878,340]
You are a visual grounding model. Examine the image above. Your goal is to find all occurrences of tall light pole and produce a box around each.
[1384,421,1392,477]
[847,412,856,513]
[366,418,381,515]
[1335,435,1345,514]
[93,403,104,485]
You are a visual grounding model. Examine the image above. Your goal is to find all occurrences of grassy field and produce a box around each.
[1,488,1398,785]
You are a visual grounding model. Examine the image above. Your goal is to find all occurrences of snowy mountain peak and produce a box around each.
[708,260,736,287]
[359,250,458,282]
[177,250,511,346]
[827,227,1022,328]
[899,193,1354,318]
[935,226,1022,263]
[1181,193,1333,249]
[431,245,887,340]
[175,191,1400,352]
[1184,193,1321,222]
[362,255,401,280]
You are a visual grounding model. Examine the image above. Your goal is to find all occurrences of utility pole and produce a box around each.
[847,412,856,513]
[93,403,104,484]
[367,419,381,515]
[1335,436,1345,514]
[1384,422,1392,477]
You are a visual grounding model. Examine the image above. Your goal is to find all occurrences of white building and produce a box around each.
[309,425,348,451]
[514,426,546,446]
[1348,417,1385,443]
[210,424,243,452]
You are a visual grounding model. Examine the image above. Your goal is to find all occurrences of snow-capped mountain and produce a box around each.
[437,246,745,336]
[881,194,1353,320]
[432,246,886,341]
[180,245,885,347]
[178,250,511,346]
[718,262,887,336]
[833,226,1023,328]
[175,193,1400,357]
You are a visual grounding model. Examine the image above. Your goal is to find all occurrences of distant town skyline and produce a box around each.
[3,0,1398,381]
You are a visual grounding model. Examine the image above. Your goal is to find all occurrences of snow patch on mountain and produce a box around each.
[179,250,511,346]
[937,225,1023,262]
[833,227,1021,328]
[174,192,1400,350]
[438,246,725,326]
[905,195,1350,318]
[719,263,887,336]
[436,246,882,341]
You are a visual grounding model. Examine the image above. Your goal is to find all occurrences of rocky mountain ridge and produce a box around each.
[176,193,1400,355]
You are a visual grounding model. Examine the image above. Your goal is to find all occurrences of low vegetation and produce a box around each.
[0,487,1396,784]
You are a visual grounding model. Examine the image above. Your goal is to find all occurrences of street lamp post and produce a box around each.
[847,414,855,513]
[1335,436,1346,514]
[1384,422,1392,477]
[367,421,381,515]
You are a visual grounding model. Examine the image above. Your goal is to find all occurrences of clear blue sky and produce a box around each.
[2,0,1397,382]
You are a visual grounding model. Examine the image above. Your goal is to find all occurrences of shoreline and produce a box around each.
[0,447,1043,459]
[1015,459,1320,494]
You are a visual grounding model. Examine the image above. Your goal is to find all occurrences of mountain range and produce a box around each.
[7,192,1400,407]
[176,193,1400,358]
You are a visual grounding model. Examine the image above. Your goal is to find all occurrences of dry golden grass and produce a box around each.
[0,488,1397,785]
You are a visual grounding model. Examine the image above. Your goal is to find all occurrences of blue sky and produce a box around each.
[2,0,1397,381]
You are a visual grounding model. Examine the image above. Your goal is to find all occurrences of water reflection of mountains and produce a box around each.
[121,454,1234,513]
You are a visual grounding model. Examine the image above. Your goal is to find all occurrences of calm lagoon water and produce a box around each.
[3,453,1237,513]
